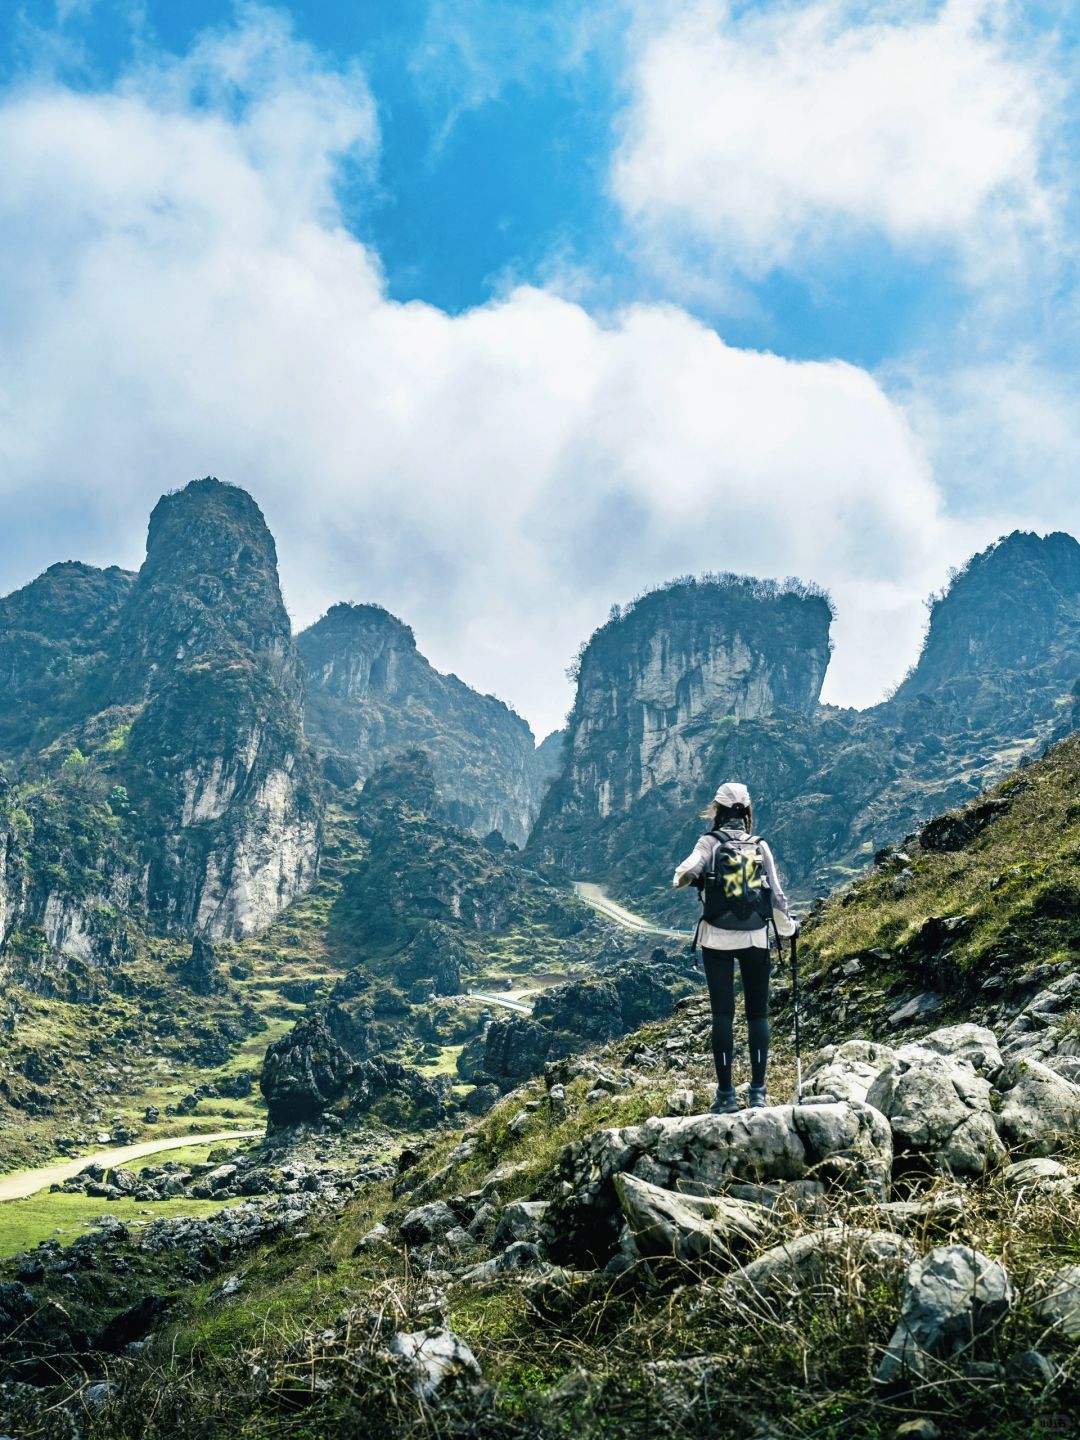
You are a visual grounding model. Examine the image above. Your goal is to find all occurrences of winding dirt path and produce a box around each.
[0,1129,263,1203]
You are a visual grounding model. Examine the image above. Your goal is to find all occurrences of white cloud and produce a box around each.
[613,0,1057,282]
[893,355,1080,532]
[0,8,975,737]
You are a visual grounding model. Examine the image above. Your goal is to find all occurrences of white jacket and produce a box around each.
[673,825,796,951]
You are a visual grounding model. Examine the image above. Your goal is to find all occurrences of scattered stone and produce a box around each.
[1034,1264,1080,1342]
[400,1201,460,1246]
[493,1200,550,1251]
[872,1194,965,1231]
[460,1241,545,1285]
[887,993,943,1028]
[876,1245,1013,1384]
[664,1089,696,1116]
[354,1223,392,1253]
[388,1327,482,1400]
[1001,1157,1068,1188]
[894,1420,941,1440]
[1007,1349,1057,1386]
[522,1267,606,1324]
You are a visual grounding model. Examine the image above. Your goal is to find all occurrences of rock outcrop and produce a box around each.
[299,602,552,846]
[545,1100,892,1266]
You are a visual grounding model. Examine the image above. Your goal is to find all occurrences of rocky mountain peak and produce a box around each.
[114,476,299,705]
[0,561,135,758]
[898,529,1080,704]
[299,603,549,846]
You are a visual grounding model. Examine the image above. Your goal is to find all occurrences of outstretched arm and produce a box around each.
[673,835,713,888]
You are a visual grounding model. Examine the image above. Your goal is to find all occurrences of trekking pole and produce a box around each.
[791,928,803,1102]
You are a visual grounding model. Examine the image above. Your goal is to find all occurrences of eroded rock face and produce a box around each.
[530,577,832,894]
[532,531,1080,910]
[544,1101,892,1267]
[116,480,321,941]
[299,602,552,846]
[260,1014,354,1127]
[877,1246,1013,1384]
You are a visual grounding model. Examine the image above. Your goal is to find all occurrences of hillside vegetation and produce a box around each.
[4,737,1080,1439]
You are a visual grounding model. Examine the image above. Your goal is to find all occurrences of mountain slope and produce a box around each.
[299,603,550,845]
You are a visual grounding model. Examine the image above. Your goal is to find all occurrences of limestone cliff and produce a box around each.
[0,479,322,958]
[299,603,549,846]
[112,480,321,940]
[529,576,833,892]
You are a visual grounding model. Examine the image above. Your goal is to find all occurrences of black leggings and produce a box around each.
[702,946,771,1091]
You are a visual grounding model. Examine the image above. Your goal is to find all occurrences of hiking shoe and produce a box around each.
[748,1085,768,1108]
[709,1087,739,1115]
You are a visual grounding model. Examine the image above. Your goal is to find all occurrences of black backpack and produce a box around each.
[699,832,773,931]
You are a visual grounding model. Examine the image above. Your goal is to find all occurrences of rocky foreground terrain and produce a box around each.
[3,735,1080,1438]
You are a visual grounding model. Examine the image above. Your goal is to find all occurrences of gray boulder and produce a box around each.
[613,1172,772,1263]
[877,1245,1013,1384]
[1034,1263,1080,1343]
[1001,1158,1069,1189]
[493,1200,550,1251]
[544,1101,892,1267]
[994,1057,1080,1156]
[722,1228,914,1303]
[400,1200,460,1246]
[801,1040,897,1105]
[865,1053,1004,1177]
[907,1023,1002,1077]
[460,1241,545,1285]
[388,1327,482,1399]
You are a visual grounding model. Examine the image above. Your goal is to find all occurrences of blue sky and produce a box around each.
[0,0,1078,734]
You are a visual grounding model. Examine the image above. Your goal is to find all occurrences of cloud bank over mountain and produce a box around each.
[0,2,1069,735]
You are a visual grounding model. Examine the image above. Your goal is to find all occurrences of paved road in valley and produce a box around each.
[573,881,692,941]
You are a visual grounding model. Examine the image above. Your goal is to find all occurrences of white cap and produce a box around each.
[713,781,751,809]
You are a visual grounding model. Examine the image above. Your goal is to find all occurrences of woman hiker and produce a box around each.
[673,781,797,1114]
